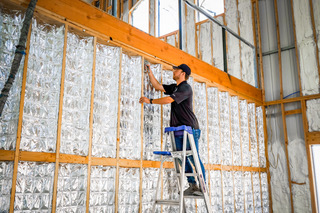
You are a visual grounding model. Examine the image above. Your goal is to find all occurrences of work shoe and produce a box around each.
[183,183,202,196]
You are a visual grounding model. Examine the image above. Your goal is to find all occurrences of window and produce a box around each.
[157,0,179,37]
[131,0,149,33]
[197,0,224,22]
[312,145,320,211]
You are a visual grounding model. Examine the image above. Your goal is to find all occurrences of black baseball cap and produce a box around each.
[173,64,191,75]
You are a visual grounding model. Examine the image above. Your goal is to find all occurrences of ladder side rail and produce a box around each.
[179,130,188,213]
[187,132,212,213]
[152,156,164,213]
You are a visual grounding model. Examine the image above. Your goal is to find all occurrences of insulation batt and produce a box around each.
[268,140,291,213]
[306,98,320,131]
[288,139,312,213]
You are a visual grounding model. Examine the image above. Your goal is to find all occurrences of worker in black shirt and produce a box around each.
[139,63,206,196]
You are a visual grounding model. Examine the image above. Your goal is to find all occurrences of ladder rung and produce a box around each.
[171,150,193,157]
[176,173,198,177]
[155,200,179,205]
[184,195,205,199]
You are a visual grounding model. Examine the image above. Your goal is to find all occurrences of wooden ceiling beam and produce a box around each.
[9,0,262,104]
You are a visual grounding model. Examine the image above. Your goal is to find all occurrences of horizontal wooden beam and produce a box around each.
[0,150,266,172]
[307,132,320,145]
[285,109,302,116]
[8,0,262,104]
[265,93,320,106]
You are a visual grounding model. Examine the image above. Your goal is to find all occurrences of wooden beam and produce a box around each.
[0,150,14,161]
[306,132,320,145]
[85,36,97,213]
[51,23,68,213]
[285,109,302,116]
[301,100,317,212]
[10,0,262,104]
[264,93,320,106]
[9,25,31,213]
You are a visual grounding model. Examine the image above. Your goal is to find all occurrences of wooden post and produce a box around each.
[262,106,273,212]
[308,0,320,84]
[9,24,32,213]
[51,23,68,213]
[301,100,317,212]
[85,36,97,213]
[274,0,294,211]
[139,56,145,213]
[114,48,123,213]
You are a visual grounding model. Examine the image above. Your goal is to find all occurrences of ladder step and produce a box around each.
[171,150,193,157]
[184,195,205,199]
[155,200,179,205]
[176,173,198,177]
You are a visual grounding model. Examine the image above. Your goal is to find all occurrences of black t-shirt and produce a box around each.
[163,81,199,129]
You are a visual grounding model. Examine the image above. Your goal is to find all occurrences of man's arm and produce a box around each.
[139,96,174,105]
[146,65,165,92]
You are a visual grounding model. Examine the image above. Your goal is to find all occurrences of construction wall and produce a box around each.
[0,7,270,212]
[258,0,320,211]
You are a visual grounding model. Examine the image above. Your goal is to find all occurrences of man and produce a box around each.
[139,63,206,196]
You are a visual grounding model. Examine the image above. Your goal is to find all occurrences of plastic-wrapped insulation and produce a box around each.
[231,96,242,166]
[92,44,120,158]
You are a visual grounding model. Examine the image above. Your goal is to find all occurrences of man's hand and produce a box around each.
[144,64,151,74]
[139,97,150,104]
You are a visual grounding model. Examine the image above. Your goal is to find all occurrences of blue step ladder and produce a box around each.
[152,125,212,213]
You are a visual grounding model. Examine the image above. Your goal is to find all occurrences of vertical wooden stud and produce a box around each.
[139,56,145,213]
[115,47,123,213]
[85,36,97,213]
[301,99,317,212]
[9,24,32,213]
[308,0,320,83]
[262,106,273,212]
[51,23,68,213]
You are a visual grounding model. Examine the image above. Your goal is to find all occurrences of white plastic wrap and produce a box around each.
[14,161,55,212]
[185,6,196,56]
[292,181,312,213]
[89,166,116,212]
[238,0,255,87]
[225,0,241,79]
[185,199,196,212]
[118,167,140,213]
[0,161,14,212]
[261,172,270,213]
[212,16,224,70]
[162,70,175,152]
[256,107,266,167]
[252,172,262,212]
[219,92,232,166]
[222,170,234,212]
[292,0,319,95]
[248,103,259,167]
[0,12,24,150]
[92,44,120,158]
[193,82,208,164]
[198,21,212,64]
[234,171,245,212]
[162,169,179,213]
[60,33,94,156]
[142,168,160,212]
[244,171,254,212]
[56,163,87,212]
[306,98,320,132]
[209,170,223,212]
[119,54,142,160]
[166,34,177,47]
[240,100,251,167]
[207,87,221,165]
[20,19,64,153]
[231,96,242,166]
[143,63,161,161]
